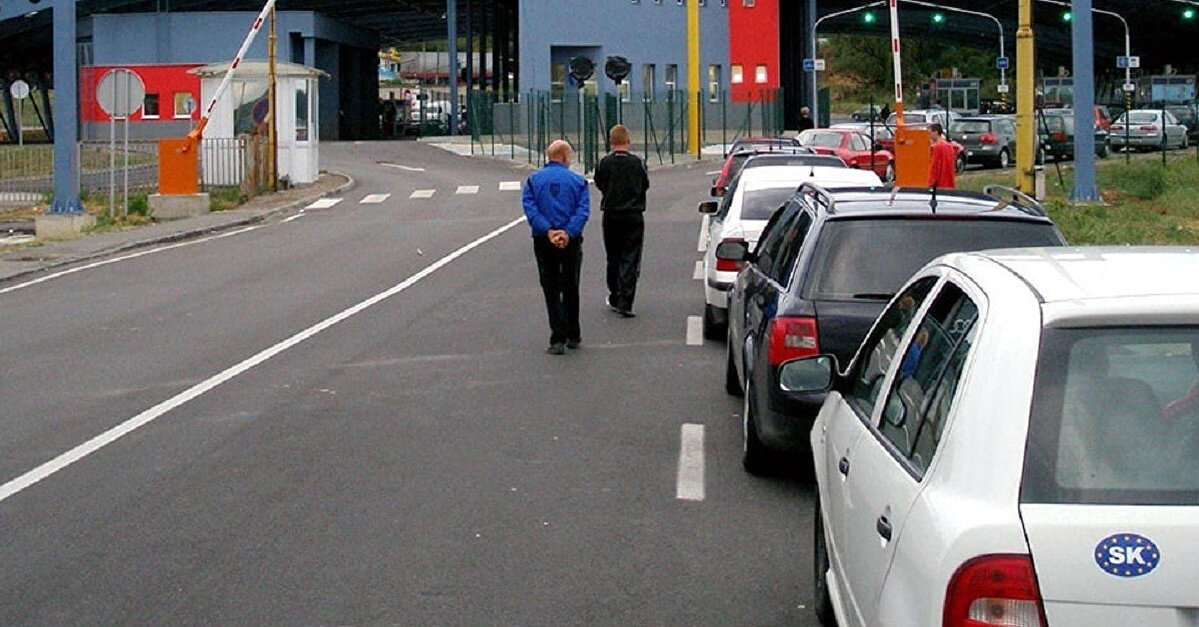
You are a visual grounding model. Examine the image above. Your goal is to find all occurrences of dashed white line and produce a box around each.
[360,194,391,204]
[499,181,522,191]
[693,260,703,280]
[697,215,709,253]
[456,185,479,195]
[281,214,305,224]
[380,163,426,172]
[686,316,704,346]
[306,198,342,209]
[0,216,528,505]
[410,189,436,199]
[677,423,706,501]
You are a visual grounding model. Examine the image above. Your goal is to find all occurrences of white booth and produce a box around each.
[190,61,327,186]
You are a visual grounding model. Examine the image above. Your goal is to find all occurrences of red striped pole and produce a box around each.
[888,0,904,128]
[187,0,278,145]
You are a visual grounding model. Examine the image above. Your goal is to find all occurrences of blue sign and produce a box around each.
[803,58,815,72]
[1094,533,1161,578]
[996,56,1009,70]
[1117,56,1129,69]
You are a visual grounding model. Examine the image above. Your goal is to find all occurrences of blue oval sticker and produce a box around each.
[1094,533,1161,578]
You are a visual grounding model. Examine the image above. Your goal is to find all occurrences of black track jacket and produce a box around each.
[594,151,650,215]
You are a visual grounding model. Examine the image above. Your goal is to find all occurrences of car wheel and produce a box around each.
[725,331,743,397]
[955,153,966,173]
[742,382,774,475]
[997,148,1010,169]
[813,500,836,626]
[1097,142,1109,159]
[703,303,725,341]
[1182,135,1190,150]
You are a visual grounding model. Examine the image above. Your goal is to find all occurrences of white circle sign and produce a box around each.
[96,68,146,117]
[9,80,29,100]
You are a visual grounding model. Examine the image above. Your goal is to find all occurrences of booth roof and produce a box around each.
[189,60,330,79]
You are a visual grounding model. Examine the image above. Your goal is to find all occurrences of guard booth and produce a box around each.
[934,78,981,114]
[1135,75,1197,104]
[190,61,327,186]
[1040,77,1074,107]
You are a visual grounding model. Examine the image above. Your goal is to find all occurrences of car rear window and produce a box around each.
[739,187,799,221]
[803,219,1063,299]
[1121,112,1157,125]
[957,121,991,133]
[801,132,843,148]
[1043,115,1073,133]
[1023,327,1199,506]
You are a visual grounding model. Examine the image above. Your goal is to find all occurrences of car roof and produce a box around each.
[738,165,882,191]
[742,153,845,167]
[801,186,1051,219]
[970,247,1199,304]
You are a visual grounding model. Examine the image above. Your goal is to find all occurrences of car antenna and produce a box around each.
[888,185,899,206]
[929,186,938,214]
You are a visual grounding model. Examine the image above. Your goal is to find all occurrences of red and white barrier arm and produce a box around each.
[186,0,277,145]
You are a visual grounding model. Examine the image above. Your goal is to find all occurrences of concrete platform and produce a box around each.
[35,212,97,239]
[149,193,210,220]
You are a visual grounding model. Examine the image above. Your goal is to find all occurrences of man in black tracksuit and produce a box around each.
[594,124,650,318]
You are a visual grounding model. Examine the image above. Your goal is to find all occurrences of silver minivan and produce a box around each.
[953,115,1017,169]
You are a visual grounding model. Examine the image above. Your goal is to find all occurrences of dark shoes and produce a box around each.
[547,343,566,355]
[605,295,635,318]
[566,339,581,350]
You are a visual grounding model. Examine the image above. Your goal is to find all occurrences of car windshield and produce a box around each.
[1043,115,1073,133]
[745,155,847,169]
[800,132,844,148]
[1120,111,1158,125]
[738,187,800,221]
[804,219,1063,299]
[956,121,992,133]
[1023,327,1199,506]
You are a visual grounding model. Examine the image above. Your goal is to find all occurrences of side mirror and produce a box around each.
[778,355,836,394]
[709,185,726,198]
[714,239,749,263]
[697,200,719,214]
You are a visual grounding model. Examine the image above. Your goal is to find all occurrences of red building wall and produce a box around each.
[80,64,203,123]
[728,0,780,103]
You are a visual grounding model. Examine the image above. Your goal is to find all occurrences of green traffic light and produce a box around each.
[931,12,945,24]
[1184,7,1197,20]
[1062,10,1072,22]
[862,11,877,24]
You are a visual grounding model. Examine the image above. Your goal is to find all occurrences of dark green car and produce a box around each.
[1039,110,1109,161]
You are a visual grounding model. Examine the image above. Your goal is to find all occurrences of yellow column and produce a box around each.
[688,0,701,157]
[1015,0,1035,193]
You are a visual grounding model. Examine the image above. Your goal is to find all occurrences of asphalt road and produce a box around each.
[0,140,819,625]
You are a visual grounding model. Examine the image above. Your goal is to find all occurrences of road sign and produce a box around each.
[803,58,826,72]
[96,68,146,117]
[1123,83,1136,93]
[997,84,1010,94]
[9,79,29,100]
[1117,56,1141,69]
[996,56,1009,70]
[814,59,825,71]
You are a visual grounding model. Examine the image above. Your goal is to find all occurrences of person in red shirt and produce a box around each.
[927,123,957,189]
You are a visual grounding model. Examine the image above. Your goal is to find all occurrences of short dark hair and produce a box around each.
[929,122,944,137]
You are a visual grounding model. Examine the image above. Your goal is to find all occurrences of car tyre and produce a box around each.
[703,303,725,341]
[1182,135,1190,150]
[742,383,774,475]
[955,153,966,174]
[1097,142,1109,159]
[997,148,1010,169]
[813,500,836,626]
[725,332,743,397]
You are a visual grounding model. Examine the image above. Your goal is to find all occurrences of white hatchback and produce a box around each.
[780,247,1199,626]
[696,164,882,339]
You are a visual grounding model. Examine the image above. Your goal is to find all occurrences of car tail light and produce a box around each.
[1111,124,1124,132]
[980,133,998,145]
[1140,125,1158,132]
[1051,133,1067,142]
[715,237,745,272]
[943,555,1047,627]
[767,317,819,365]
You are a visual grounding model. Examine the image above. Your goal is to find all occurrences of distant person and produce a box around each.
[927,123,957,189]
[878,103,890,123]
[797,107,815,132]
[594,124,650,318]
[522,140,591,355]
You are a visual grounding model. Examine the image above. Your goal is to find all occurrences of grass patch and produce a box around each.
[957,153,1199,245]
[207,186,244,212]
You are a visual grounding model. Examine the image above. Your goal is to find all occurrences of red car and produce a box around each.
[797,128,895,181]
[872,123,968,174]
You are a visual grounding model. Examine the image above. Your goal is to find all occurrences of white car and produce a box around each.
[695,165,882,339]
[780,247,1199,626]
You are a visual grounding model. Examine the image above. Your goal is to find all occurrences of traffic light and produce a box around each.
[862,10,877,24]
[931,12,945,25]
[1184,7,1197,20]
[1062,10,1072,22]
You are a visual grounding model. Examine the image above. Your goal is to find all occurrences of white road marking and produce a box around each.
[697,214,709,253]
[410,189,436,199]
[306,198,342,209]
[676,423,705,501]
[686,316,704,345]
[281,214,305,224]
[380,163,426,172]
[0,217,528,504]
[0,226,262,296]
[456,185,479,195]
[705,169,721,176]
[693,260,703,280]
[360,194,391,204]
[499,181,522,191]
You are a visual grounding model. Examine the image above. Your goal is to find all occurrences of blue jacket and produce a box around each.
[522,162,590,238]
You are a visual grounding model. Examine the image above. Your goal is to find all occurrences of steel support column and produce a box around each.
[447,0,458,136]
[1070,0,1101,202]
[1016,0,1036,193]
[49,0,83,214]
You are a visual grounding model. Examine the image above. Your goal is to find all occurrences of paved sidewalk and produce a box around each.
[0,172,353,285]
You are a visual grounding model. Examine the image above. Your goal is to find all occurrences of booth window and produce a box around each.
[143,93,160,119]
[708,65,722,102]
[174,92,196,118]
[642,64,655,101]
[296,83,309,142]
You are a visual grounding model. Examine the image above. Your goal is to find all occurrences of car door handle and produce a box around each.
[838,457,850,476]
[876,516,892,541]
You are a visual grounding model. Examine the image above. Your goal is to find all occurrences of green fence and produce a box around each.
[468,89,785,172]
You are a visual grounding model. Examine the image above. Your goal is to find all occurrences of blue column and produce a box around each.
[49,0,83,214]
[447,0,459,136]
[1070,0,1100,202]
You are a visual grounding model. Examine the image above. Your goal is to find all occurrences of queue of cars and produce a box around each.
[695,140,1199,625]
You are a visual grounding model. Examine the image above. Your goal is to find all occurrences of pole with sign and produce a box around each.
[10,80,29,147]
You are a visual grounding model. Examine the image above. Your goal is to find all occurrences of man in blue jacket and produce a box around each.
[522,139,591,355]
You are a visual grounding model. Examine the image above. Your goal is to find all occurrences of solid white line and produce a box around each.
[360,194,391,204]
[676,423,705,501]
[697,215,709,253]
[0,226,262,296]
[280,214,305,224]
[410,189,436,199]
[499,181,521,191]
[0,216,528,504]
[306,198,342,209]
[456,185,479,195]
[686,316,704,346]
[693,260,703,281]
[380,163,426,172]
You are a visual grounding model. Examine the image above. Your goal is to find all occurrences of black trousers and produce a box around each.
[602,213,644,312]
[533,234,583,344]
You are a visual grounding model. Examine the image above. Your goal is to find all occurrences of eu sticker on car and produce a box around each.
[1094,533,1161,578]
